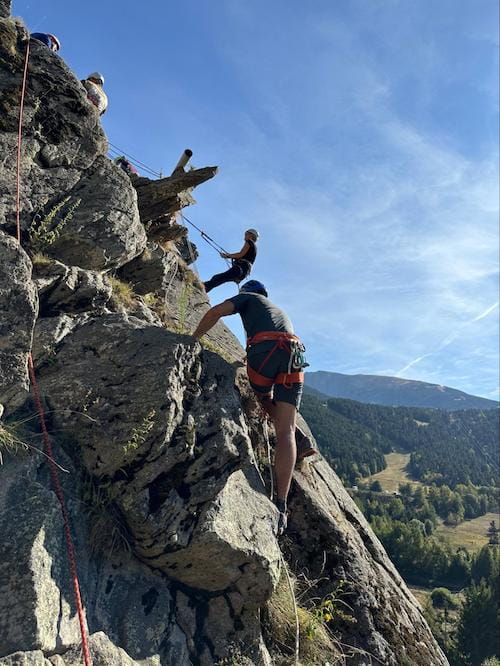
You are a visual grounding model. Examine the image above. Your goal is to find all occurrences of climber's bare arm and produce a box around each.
[192,301,235,339]
[221,242,249,260]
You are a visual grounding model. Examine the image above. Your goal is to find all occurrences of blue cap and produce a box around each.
[240,280,268,297]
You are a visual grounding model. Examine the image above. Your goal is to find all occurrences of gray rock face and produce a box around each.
[0,421,274,666]
[176,237,199,265]
[0,0,11,19]
[0,21,106,234]
[33,260,111,314]
[118,242,177,295]
[160,259,245,365]
[0,22,145,270]
[0,456,82,656]
[35,314,280,602]
[43,157,146,270]
[49,633,138,666]
[32,314,86,367]
[0,230,37,414]
[0,652,51,666]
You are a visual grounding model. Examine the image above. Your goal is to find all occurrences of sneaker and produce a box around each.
[277,510,288,536]
[275,499,288,536]
[295,431,316,461]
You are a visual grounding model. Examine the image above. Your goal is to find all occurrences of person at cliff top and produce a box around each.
[203,229,259,293]
[81,72,108,116]
[192,279,315,535]
[30,33,61,52]
[114,155,138,177]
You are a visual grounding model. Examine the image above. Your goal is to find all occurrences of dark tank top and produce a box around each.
[241,239,257,265]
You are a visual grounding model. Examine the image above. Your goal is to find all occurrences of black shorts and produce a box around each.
[247,344,303,409]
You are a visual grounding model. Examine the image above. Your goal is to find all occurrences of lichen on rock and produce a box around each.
[0,230,38,414]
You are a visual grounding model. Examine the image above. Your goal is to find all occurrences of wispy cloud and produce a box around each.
[142,0,499,398]
[396,302,499,375]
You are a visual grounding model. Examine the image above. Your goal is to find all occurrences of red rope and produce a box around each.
[15,39,92,665]
[27,356,92,666]
[16,40,30,243]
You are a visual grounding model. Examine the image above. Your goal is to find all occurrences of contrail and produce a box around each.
[396,301,499,376]
[470,301,499,323]
[397,353,433,376]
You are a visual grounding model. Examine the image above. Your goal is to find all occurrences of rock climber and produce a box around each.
[30,32,61,52]
[192,279,315,536]
[81,72,108,116]
[203,229,258,293]
[114,155,138,176]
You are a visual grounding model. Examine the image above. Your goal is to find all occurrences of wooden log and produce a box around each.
[133,166,218,225]
[131,165,218,244]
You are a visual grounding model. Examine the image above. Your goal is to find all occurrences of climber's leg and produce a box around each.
[204,265,242,293]
[256,393,315,461]
[253,392,296,497]
[271,400,297,503]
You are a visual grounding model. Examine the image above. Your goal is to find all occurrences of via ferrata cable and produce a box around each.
[180,212,231,267]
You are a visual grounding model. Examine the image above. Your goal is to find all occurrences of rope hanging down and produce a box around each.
[27,356,92,666]
[180,212,231,267]
[16,40,92,666]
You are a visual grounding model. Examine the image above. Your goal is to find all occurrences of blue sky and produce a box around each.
[14,0,499,399]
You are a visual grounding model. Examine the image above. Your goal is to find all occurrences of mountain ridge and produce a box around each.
[305,370,499,410]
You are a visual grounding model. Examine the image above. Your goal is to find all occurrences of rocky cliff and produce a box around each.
[0,8,448,666]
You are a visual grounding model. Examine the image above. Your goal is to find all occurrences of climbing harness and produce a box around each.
[232,258,252,284]
[15,40,92,666]
[246,332,309,388]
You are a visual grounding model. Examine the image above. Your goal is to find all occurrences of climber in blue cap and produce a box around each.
[30,33,61,52]
[192,279,315,536]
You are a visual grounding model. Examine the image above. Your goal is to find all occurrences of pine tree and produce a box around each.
[486,520,499,546]
[456,579,499,665]
[471,545,500,584]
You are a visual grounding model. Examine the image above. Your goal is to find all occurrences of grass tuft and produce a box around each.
[263,566,345,665]
[109,276,137,309]
[81,475,131,557]
[0,421,29,464]
[31,252,54,267]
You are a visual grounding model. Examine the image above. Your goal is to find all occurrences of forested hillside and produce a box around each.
[300,391,499,488]
[300,391,500,666]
